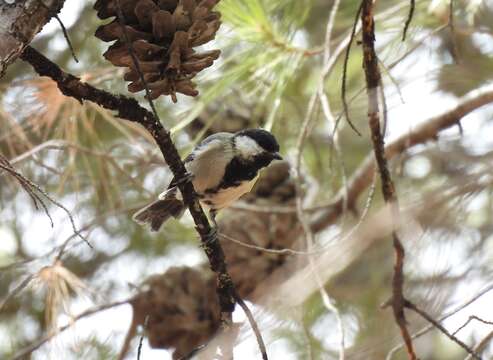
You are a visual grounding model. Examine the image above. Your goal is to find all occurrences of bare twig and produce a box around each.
[136,315,148,360]
[218,232,320,256]
[448,0,461,63]
[360,1,416,358]
[453,316,493,336]
[0,153,91,249]
[0,274,35,313]
[402,0,416,41]
[341,1,364,136]
[117,314,138,360]
[53,15,78,63]
[387,282,493,359]
[234,293,268,360]
[404,301,481,360]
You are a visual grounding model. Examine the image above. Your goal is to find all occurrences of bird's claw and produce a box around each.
[175,172,193,186]
[201,226,218,248]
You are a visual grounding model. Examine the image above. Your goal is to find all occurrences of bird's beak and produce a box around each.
[272,152,283,160]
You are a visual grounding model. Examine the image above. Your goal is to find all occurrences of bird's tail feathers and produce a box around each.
[133,189,184,232]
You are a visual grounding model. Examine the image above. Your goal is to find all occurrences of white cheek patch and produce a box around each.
[234,135,264,158]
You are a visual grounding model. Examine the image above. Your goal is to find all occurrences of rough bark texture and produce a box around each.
[0,0,65,78]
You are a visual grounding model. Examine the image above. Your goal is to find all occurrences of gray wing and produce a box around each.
[183,132,234,162]
[185,133,235,194]
[170,133,234,191]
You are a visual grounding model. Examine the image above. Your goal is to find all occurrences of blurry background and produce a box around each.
[1,0,493,359]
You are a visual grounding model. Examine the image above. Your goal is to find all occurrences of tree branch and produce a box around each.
[0,0,65,77]
[360,1,416,358]
[404,301,481,360]
[19,45,250,355]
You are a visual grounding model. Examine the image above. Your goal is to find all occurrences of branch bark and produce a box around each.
[19,44,239,340]
[0,0,65,77]
[360,1,416,358]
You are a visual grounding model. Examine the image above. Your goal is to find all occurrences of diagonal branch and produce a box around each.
[404,301,481,359]
[19,45,263,357]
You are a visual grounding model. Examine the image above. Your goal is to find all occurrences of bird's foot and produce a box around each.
[201,226,218,248]
[174,171,194,186]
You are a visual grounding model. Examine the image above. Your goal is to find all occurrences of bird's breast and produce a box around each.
[199,177,257,211]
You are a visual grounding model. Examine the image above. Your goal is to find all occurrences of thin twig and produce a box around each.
[218,232,321,256]
[136,315,149,360]
[386,286,493,357]
[53,15,79,63]
[453,315,493,336]
[234,293,268,360]
[448,0,461,63]
[341,1,364,136]
[405,301,482,360]
[0,274,35,313]
[293,3,347,358]
[402,0,416,41]
[0,154,91,249]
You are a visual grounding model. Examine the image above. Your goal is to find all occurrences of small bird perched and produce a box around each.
[133,128,282,231]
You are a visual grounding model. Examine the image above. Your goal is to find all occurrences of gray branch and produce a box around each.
[0,0,65,77]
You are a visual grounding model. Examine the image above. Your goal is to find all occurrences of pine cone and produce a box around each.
[94,0,221,102]
[130,266,221,359]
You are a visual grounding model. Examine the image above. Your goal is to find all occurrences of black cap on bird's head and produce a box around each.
[235,128,282,160]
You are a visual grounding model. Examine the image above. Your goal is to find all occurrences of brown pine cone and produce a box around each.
[130,266,220,359]
[94,0,221,102]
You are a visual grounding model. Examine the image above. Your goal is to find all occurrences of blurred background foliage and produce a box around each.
[1,0,493,359]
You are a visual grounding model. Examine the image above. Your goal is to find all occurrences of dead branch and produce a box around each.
[0,153,90,249]
[404,300,481,359]
[453,316,493,336]
[387,284,493,358]
[360,1,417,358]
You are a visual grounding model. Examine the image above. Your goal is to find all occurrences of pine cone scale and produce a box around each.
[94,0,221,102]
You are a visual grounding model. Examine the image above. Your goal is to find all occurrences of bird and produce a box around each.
[133,128,282,231]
